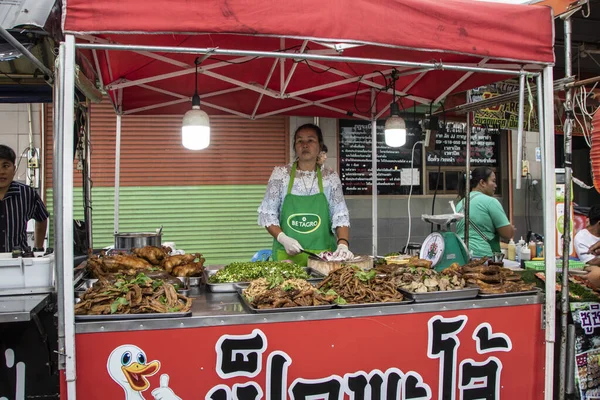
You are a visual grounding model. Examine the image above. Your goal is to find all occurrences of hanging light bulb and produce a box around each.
[384,69,407,148]
[384,102,407,147]
[182,57,210,150]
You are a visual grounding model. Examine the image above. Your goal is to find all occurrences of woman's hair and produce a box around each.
[457,167,495,199]
[293,123,324,155]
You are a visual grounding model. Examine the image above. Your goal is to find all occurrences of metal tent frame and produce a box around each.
[54,32,557,399]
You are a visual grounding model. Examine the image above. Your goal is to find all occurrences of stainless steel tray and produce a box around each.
[398,287,479,303]
[176,276,202,287]
[337,298,414,308]
[75,311,192,321]
[235,286,336,314]
[477,287,541,299]
[75,279,190,297]
[205,267,325,293]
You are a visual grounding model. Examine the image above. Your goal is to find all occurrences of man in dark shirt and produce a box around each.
[0,145,49,252]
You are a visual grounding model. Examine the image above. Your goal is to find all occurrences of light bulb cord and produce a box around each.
[405,140,424,253]
[194,57,200,96]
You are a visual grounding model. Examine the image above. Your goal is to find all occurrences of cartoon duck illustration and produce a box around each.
[107,345,160,399]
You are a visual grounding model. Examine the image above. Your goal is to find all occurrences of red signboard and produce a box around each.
[70,304,545,399]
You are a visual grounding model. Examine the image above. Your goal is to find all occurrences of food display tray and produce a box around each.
[75,311,192,321]
[477,287,542,299]
[398,287,479,303]
[176,276,202,287]
[235,286,336,314]
[205,267,325,293]
[336,299,414,308]
[75,279,190,298]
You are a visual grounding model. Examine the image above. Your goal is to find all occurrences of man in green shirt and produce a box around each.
[456,167,514,258]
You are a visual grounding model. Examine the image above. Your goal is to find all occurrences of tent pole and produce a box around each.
[464,91,472,249]
[54,39,66,374]
[114,114,122,235]
[559,15,574,400]
[371,89,378,257]
[516,73,526,190]
[61,34,77,399]
[543,65,557,400]
[84,99,93,249]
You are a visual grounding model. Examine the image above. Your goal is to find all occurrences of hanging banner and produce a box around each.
[71,305,545,399]
[471,81,538,131]
[571,302,600,400]
[426,123,500,167]
[339,119,422,195]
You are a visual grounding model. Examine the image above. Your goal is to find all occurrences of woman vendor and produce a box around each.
[455,167,514,258]
[258,123,352,265]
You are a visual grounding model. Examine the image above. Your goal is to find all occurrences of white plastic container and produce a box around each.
[0,253,55,290]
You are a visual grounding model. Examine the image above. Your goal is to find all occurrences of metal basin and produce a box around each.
[114,232,161,249]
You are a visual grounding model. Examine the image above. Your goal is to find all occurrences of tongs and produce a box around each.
[302,249,326,261]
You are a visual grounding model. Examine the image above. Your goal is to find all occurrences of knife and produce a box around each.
[302,249,326,261]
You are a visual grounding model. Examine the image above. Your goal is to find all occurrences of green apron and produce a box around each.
[272,163,337,266]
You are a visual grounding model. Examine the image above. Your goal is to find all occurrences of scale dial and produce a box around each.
[420,232,445,267]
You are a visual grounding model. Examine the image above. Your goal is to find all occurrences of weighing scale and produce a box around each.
[420,213,470,272]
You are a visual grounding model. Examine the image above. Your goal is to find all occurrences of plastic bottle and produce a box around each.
[516,237,526,262]
[529,241,537,258]
[507,239,516,261]
[521,247,531,261]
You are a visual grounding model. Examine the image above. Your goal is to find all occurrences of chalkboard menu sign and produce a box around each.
[339,119,423,195]
[426,123,500,167]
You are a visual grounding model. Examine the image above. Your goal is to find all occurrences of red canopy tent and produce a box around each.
[56,2,558,399]
[62,0,555,119]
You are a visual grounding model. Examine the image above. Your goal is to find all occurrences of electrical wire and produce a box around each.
[404,140,424,253]
[430,102,446,232]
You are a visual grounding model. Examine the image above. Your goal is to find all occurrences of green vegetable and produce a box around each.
[159,295,168,305]
[132,273,151,285]
[110,297,128,314]
[152,279,164,290]
[209,261,309,283]
[282,283,295,291]
[322,289,347,305]
[356,269,376,282]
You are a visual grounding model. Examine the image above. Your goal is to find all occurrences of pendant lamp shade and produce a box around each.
[384,114,407,147]
[182,104,210,150]
[182,57,210,150]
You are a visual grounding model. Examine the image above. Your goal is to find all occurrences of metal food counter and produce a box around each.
[74,288,544,333]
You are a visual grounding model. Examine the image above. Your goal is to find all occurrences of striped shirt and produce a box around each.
[0,181,49,252]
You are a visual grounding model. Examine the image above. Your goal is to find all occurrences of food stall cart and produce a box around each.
[57,0,557,398]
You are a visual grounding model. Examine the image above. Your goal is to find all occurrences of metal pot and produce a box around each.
[114,232,162,249]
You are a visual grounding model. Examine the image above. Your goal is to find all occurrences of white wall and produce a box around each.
[0,103,43,185]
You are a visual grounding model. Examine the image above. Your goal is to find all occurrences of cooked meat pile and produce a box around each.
[376,263,466,293]
[456,262,536,294]
[243,278,337,309]
[75,273,192,315]
[317,265,404,303]
[86,246,205,278]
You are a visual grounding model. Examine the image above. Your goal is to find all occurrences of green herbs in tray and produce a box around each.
[208,261,310,283]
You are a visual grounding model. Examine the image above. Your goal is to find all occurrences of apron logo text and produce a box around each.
[286,214,321,234]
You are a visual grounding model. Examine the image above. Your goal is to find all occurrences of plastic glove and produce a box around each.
[152,375,182,400]
[277,232,303,255]
[332,244,353,260]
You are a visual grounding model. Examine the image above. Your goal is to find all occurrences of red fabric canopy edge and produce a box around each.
[63,0,555,64]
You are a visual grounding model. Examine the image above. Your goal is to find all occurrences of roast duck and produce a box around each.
[87,246,205,278]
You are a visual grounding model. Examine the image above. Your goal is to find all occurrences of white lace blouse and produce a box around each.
[258,163,351,232]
